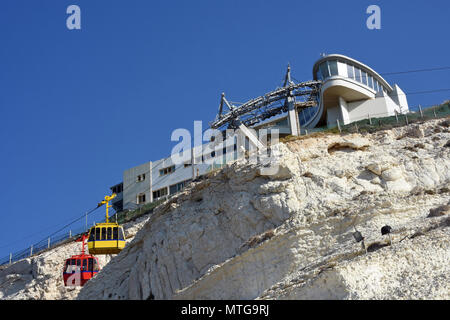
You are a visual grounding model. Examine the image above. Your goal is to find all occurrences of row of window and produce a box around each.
[142,179,193,203]
[316,60,386,93]
[135,164,177,183]
[88,227,125,241]
[152,187,167,200]
[169,180,191,195]
[346,63,384,93]
[193,144,238,164]
[111,183,123,194]
[135,144,240,183]
[64,258,99,273]
[159,165,175,176]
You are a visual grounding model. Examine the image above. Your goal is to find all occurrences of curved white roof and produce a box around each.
[312,54,393,92]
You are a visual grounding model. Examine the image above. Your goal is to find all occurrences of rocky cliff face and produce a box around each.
[1,118,449,300]
[76,118,449,300]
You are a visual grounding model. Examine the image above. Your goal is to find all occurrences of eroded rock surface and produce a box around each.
[76,119,450,300]
[1,118,449,300]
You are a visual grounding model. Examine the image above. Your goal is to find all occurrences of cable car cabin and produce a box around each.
[63,234,99,287]
[63,256,100,286]
[87,222,126,255]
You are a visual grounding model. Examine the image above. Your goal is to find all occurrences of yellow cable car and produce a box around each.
[87,194,126,255]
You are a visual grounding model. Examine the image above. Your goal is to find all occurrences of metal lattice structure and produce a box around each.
[210,66,322,130]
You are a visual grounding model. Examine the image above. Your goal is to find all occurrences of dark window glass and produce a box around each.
[119,228,125,240]
[138,194,146,203]
[319,62,329,79]
[93,259,99,272]
[64,260,69,272]
[101,227,107,240]
[88,228,95,241]
[76,259,81,266]
[82,259,87,271]
[88,258,93,272]
[71,259,76,265]
[113,227,118,240]
[316,70,323,80]
[107,227,112,240]
[95,227,101,241]
[328,60,338,76]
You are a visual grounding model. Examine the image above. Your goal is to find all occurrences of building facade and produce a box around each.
[110,54,409,211]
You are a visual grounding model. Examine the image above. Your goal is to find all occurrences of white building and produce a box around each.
[110,54,409,211]
[254,54,409,133]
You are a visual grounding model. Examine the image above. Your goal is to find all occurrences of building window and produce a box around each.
[169,180,191,195]
[137,193,146,204]
[153,187,168,200]
[368,75,374,89]
[355,68,361,82]
[159,165,175,176]
[137,174,146,182]
[111,183,123,194]
[316,70,323,80]
[361,71,368,85]
[328,60,338,76]
[375,80,381,92]
[319,62,329,79]
[347,64,354,80]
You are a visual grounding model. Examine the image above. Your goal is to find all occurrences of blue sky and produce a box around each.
[0,0,449,259]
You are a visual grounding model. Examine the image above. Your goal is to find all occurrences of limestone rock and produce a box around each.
[1,118,449,300]
[428,204,450,217]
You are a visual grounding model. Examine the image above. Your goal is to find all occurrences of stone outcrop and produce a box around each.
[1,118,449,300]
[76,118,449,300]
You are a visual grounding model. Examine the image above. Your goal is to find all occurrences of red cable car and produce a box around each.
[63,234,100,287]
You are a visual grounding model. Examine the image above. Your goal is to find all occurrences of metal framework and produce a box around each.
[210,66,322,130]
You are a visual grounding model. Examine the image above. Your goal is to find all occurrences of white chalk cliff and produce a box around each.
[1,118,449,300]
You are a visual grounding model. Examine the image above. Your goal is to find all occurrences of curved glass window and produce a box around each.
[368,75,374,89]
[328,61,338,76]
[347,64,354,79]
[316,70,323,80]
[298,106,319,126]
[361,71,368,85]
[354,68,361,82]
[319,63,329,79]
[317,60,386,93]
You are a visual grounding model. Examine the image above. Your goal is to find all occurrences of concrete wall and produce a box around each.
[122,143,240,210]
[123,162,152,210]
